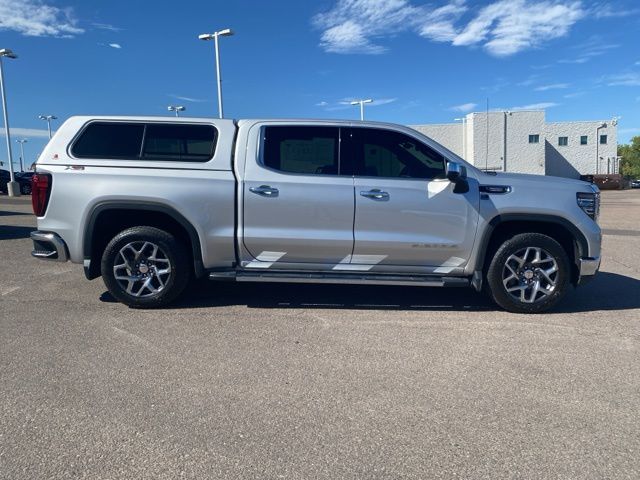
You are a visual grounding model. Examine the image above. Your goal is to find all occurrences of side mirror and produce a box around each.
[446,161,463,182]
[446,161,469,194]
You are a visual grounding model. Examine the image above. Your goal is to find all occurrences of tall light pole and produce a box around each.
[0,48,19,197]
[16,138,26,172]
[167,105,185,117]
[198,28,234,119]
[38,115,57,139]
[350,99,372,121]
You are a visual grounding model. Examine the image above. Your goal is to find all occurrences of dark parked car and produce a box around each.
[631,179,640,189]
[1,169,34,194]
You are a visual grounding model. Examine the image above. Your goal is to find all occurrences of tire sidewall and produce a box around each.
[487,233,571,314]
[101,226,189,308]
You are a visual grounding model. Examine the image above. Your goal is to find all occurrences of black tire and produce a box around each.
[21,183,31,195]
[101,226,190,308]
[486,233,571,314]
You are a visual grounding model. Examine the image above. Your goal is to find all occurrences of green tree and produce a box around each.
[618,136,640,178]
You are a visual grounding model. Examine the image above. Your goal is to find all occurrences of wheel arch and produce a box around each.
[83,201,205,280]
[475,214,589,284]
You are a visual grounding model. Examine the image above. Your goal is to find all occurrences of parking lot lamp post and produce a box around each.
[198,28,234,119]
[16,138,26,172]
[38,115,57,139]
[0,48,19,196]
[350,99,372,121]
[167,105,185,117]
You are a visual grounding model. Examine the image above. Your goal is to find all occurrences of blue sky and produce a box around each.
[1,0,639,170]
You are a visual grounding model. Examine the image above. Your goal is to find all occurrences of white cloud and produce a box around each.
[0,0,83,37]
[313,0,421,54]
[317,97,398,110]
[418,0,467,42]
[511,102,559,110]
[0,127,52,138]
[92,22,122,32]
[534,83,570,91]
[451,0,584,57]
[564,91,586,98]
[558,39,619,64]
[588,2,640,18]
[99,42,122,49]
[369,98,398,106]
[169,94,207,103]
[605,73,640,87]
[517,74,542,87]
[449,102,477,112]
[314,0,585,57]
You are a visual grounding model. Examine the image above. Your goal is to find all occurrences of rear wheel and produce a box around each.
[101,226,190,308]
[486,233,571,313]
[20,183,31,195]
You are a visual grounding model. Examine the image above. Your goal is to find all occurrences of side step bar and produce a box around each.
[209,270,470,288]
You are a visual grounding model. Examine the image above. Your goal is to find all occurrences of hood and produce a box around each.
[480,171,594,190]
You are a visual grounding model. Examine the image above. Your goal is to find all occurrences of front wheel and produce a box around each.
[486,233,571,314]
[101,226,190,308]
[20,183,31,195]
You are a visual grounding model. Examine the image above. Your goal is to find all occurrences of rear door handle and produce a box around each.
[249,185,279,197]
[360,189,389,200]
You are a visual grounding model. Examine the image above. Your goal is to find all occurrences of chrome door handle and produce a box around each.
[360,189,389,200]
[249,185,279,197]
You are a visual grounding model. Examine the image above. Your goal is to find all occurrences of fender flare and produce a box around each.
[83,201,205,279]
[474,213,589,272]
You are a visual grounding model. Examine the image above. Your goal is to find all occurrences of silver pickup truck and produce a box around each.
[30,116,601,313]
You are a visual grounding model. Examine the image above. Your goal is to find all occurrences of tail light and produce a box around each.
[31,173,52,217]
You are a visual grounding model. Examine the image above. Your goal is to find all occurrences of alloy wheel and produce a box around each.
[502,246,559,304]
[113,241,172,297]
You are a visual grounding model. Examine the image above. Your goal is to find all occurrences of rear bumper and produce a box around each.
[577,256,600,285]
[30,231,69,262]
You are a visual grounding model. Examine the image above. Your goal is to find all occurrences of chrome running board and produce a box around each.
[209,270,470,288]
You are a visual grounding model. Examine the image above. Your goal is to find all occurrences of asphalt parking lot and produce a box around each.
[1,191,639,479]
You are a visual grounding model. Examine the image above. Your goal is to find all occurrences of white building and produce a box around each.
[411,110,618,178]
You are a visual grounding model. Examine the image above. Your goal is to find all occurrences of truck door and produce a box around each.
[241,125,355,267]
[346,127,479,272]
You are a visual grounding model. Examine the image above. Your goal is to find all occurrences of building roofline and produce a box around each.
[409,123,461,127]
[545,120,611,125]
[468,109,546,114]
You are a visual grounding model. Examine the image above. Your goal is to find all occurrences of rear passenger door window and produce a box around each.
[262,126,345,175]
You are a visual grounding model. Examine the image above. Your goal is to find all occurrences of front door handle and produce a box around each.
[249,185,279,197]
[360,189,389,200]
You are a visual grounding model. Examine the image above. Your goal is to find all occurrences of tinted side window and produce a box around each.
[142,124,217,162]
[350,128,446,179]
[72,123,144,158]
[263,126,340,175]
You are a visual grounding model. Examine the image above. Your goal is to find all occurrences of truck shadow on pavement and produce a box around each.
[0,225,35,240]
[101,271,640,313]
[0,210,28,217]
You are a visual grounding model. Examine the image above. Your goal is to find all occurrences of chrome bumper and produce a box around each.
[30,231,69,262]
[577,256,600,285]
